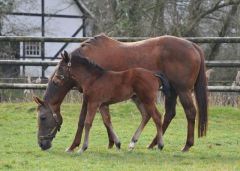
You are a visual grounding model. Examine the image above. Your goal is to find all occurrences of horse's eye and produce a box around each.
[56,74,64,80]
[40,115,47,121]
[59,75,64,80]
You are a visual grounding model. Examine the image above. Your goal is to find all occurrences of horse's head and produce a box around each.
[52,50,71,86]
[33,96,62,150]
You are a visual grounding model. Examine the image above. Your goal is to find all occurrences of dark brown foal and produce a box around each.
[52,51,171,154]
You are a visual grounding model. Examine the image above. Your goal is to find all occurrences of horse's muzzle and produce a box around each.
[39,140,52,150]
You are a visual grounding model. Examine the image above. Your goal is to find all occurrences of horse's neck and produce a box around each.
[43,82,71,108]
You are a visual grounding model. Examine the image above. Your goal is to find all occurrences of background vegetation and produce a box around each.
[0,102,239,170]
[0,0,239,103]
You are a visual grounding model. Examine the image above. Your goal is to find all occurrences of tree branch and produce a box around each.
[183,0,240,36]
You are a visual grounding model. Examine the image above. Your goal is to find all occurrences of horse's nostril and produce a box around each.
[39,140,52,150]
[39,142,44,148]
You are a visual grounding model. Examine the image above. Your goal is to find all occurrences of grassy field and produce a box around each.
[0,102,239,171]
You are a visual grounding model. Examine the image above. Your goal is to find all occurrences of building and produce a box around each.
[2,0,92,78]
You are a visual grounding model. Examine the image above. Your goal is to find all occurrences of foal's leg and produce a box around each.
[66,97,88,152]
[129,96,151,150]
[99,105,121,149]
[148,90,177,149]
[143,103,164,150]
[77,102,99,154]
[178,91,196,152]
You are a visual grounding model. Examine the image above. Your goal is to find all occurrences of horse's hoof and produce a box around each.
[77,149,84,154]
[181,146,190,152]
[65,148,74,153]
[116,142,121,150]
[128,141,135,150]
[108,141,114,149]
[147,144,155,149]
[158,144,164,150]
[77,146,88,154]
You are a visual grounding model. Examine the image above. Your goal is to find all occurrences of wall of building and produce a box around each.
[3,0,84,78]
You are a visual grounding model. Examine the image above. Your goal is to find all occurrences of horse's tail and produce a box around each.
[192,43,208,137]
[154,72,171,97]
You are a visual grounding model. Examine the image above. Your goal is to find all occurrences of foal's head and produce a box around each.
[52,50,105,87]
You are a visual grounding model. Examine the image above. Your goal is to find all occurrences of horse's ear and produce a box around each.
[60,52,64,59]
[63,50,70,63]
[33,96,44,106]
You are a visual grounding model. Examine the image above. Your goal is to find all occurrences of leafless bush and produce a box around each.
[208,92,239,107]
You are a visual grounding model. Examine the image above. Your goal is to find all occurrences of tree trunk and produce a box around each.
[150,0,165,36]
[207,4,239,60]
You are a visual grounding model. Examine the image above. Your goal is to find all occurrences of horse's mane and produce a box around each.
[43,77,58,102]
[80,33,119,49]
[43,66,63,102]
[70,52,105,74]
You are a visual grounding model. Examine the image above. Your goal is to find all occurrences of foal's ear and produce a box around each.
[33,96,44,106]
[62,50,70,63]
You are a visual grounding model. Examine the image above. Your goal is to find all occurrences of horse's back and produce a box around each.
[77,35,203,91]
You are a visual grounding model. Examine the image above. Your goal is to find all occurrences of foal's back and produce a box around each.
[85,68,160,104]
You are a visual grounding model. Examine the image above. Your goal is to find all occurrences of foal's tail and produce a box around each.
[154,72,171,97]
[193,43,208,137]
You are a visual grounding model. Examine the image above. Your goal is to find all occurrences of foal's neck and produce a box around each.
[73,67,104,90]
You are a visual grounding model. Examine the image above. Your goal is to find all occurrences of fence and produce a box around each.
[1,36,240,43]
[0,36,240,92]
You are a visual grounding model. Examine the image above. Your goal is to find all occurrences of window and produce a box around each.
[24,42,41,57]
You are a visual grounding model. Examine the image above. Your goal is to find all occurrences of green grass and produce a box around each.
[0,102,239,171]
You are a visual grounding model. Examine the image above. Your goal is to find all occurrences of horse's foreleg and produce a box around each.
[178,91,196,152]
[129,96,151,150]
[66,97,88,152]
[148,90,177,149]
[99,105,121,149]
[77,102,98,154]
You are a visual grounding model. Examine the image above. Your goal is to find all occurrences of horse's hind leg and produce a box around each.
[66,97,88,152]
[129,96,151,150]
[178,91,196,152]
[99,105,121,149]
[148,90,177,149]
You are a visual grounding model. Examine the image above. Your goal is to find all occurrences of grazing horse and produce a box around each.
[35,34,208,152]
[51,51,170,153]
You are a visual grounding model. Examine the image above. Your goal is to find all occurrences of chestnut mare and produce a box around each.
[71,34,208,152]
[49,51,171,153]
[35,34,208,152]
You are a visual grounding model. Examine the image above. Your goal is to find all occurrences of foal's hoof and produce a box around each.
[116,142,121,150]
[128,141,135,150]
